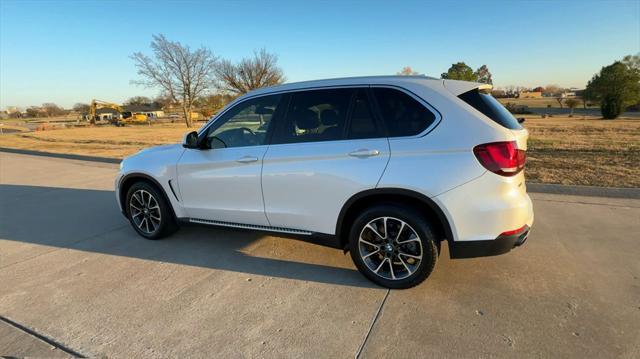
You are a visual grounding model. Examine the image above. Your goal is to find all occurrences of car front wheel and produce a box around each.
[348,205,438,289]
[126,182,177,239]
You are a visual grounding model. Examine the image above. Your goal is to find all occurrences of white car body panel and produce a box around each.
[116,144,188,218]
[435,171,533,242]
[261,137,390,234]
[442,79,492,96]
[176,145,270,226]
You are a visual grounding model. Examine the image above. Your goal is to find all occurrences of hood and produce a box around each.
[120,143,185,173]
[137,143,183,155]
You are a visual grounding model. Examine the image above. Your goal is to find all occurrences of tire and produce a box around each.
[348,204,438,289]
[125,181,178,240]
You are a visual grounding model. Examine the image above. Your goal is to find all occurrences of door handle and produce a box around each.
[236,156,259,163]
[348,149,380,158]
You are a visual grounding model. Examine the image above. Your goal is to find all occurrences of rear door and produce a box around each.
[261,88,390,234]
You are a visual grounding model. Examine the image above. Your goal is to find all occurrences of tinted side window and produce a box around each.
[273,88,353,144]
[206,94,282,149]
[373,88,436,137]
[348,89,382,139]
[458,89,523,130]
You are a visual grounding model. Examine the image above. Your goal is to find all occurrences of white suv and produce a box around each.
[115,76,533,288]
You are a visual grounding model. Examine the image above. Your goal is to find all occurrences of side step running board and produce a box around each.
[189,218,313,235]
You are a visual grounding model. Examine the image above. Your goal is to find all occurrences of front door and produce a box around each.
[177,94,284,225]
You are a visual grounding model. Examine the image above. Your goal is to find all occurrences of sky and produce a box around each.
[1,0,639,109]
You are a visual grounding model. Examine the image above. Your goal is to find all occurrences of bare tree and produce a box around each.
[214,49,285,95]
[73,103,90,113]
[544,84,561,96]
[42,103,65,117]
[131,34,218,127]
[556,97,564,109]
[397,66,420,76]
[125,96,152,106]
[564,98,579,117]
[26,107,41,118]
[152,94,175,109]
[195,93,235,118]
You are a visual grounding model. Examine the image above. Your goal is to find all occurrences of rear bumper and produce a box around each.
[434,171,534,242]
[433,170,534,259]
[449,225,530,259]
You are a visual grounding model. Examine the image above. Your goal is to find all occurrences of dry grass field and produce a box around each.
[497,97,566,108]
[496,97,597,109]
[1,117,638,188]
[524,116,639,187]
[0,122,206,158]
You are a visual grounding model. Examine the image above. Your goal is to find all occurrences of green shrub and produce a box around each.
[601,96,624,119]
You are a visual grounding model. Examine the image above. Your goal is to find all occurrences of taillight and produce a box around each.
[473,141,526,177]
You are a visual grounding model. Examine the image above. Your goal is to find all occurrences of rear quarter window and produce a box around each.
[373,88,436,137]
[458,89,523,130]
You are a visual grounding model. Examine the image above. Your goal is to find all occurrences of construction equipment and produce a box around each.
[88,99,122,124]
[122,112,148,121]
[88,99,148,125]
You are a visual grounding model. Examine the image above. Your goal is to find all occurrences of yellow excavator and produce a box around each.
[88,99,147,125]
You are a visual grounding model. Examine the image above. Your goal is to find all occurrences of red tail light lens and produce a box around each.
[500,225,528,237]
[473,141,526,177]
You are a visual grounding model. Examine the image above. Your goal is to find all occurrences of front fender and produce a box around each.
[116,145,186,218]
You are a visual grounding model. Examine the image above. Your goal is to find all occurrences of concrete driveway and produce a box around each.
[1,151,638,358]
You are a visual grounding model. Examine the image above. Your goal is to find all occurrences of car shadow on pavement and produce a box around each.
[0,184,373,288]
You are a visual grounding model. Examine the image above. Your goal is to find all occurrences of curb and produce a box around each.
[528,183,640,199]
[0,147,121,164]
[2,147,638,199]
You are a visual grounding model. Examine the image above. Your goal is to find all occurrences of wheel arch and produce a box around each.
[336,188,454,249]
[118,173,178,221]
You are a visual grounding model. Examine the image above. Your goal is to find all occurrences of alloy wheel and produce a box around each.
[358,217,423,280]
[129,189,162,235]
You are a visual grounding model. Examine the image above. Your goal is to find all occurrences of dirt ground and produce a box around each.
[0,116,638,187]
[1,152,639,358]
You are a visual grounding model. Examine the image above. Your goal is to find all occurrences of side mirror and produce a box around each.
[182,131,199,149]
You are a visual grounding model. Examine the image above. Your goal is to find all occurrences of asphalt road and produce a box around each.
[0,152,638,358]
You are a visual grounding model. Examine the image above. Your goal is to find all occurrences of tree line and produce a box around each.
[399,54,640,119]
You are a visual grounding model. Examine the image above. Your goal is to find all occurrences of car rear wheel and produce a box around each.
[126,182,177,239]
[348,205,438,289]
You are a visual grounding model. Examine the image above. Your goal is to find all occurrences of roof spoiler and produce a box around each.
[442,80,493,96]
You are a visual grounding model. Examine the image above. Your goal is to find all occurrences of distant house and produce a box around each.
[518,91,542,99]
[95,108,120,121]
[561,88,584,98]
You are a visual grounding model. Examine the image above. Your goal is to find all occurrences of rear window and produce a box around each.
[373,88,436,137]
[458,89,523,130]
